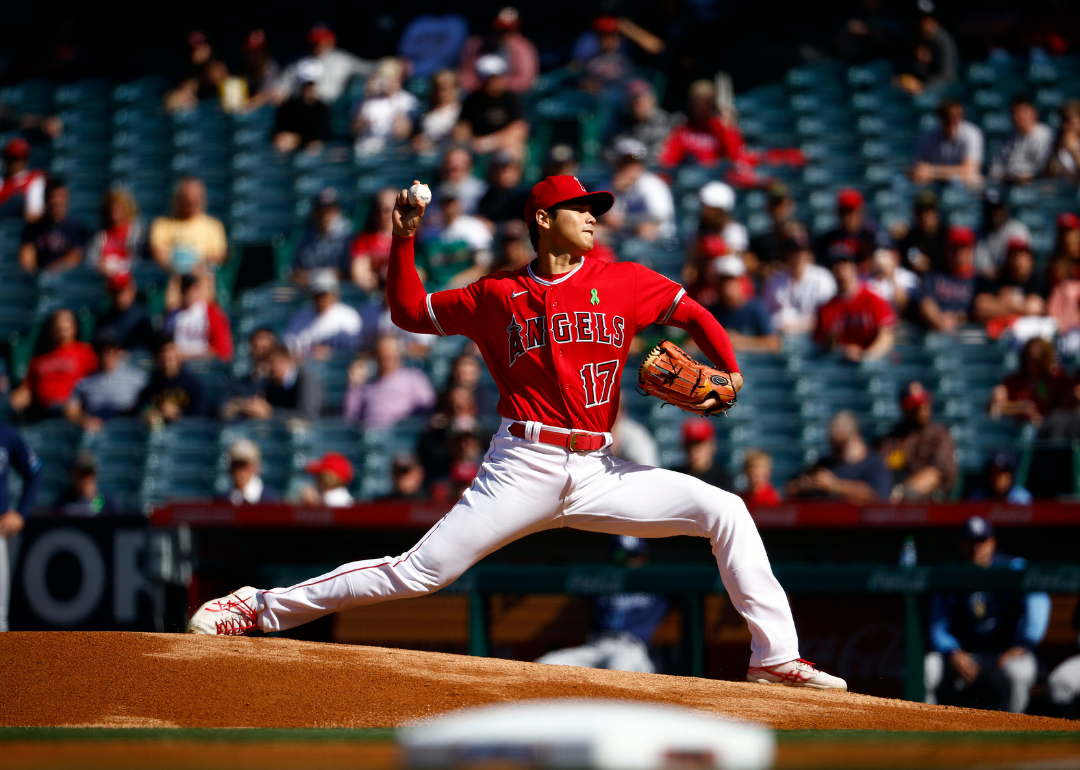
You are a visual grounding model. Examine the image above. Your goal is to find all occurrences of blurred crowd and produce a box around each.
[1,3,1080,512]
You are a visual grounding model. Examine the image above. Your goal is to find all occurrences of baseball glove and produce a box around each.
[637,339,737,416]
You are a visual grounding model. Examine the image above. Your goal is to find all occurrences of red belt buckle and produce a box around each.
[568,431,591,452]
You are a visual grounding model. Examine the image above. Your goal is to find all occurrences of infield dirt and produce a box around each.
[0,632,1076,731]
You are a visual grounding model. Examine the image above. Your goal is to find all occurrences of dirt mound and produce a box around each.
[0,633,1074,731]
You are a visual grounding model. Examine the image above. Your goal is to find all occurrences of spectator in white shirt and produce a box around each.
[867,242,919,315]
[282,269,362,361]
[763,229,837,334]
[911,99,983,187]
[611,401,659,467]
[976,188,1031,278]
[605,137,675,240]
[413,70,463,153]
[265,24,374,107]
[989,94,1054,186]
[222,440,279,505]
[352,57,419,157]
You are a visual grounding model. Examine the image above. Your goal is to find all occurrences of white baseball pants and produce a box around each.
[924,650,1038,713]
[1048,653,1080,708]
[258,419,800,667]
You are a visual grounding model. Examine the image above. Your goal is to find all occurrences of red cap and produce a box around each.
[106,271,133,292]
[682,418,715,443]
[524,175,614,226]
[242,29,267,52]
[1057,212,1080,231]
[593,15,620,34]
[899,381,932,412]
[307,23,335,44]
[1006,235,1030,253]
[836,188,864,211]
[305,451,353,485]
[492,7,521,31]
[947,225,976,247]
[3,138,30,161]
[187,30,208,48]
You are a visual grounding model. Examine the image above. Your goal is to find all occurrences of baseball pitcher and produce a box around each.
[189,176,846,689]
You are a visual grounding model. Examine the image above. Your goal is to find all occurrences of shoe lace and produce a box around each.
[213,591,257,636]
[794,658,818,671]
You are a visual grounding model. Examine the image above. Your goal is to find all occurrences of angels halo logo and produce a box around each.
[711,375,729,386]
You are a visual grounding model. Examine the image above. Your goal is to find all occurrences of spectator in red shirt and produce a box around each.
[9,308,97,421]
[742,450,782,507]
[815,241,896,361]
[350,187,397,291]
[86,187,147,278]
[659,79,746,168]
[0,138,46,223]
[990,337,1072,426]
[162,273,234,362]
[459,7,539,94]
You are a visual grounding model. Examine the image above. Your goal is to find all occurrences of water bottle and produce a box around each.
[899,535,918,568]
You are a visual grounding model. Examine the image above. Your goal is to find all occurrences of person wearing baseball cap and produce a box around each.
[878,381,956,502]
[606,137,676,240]
[1047,212,1080,288]
[815,187,878,266]
[606,79,675,166]
[708,255,780,353]
[918,225,979,333]
[221,439,280,505]
[301,451,355,507]
[898,189,946,275]
[290,188,352,286]
[265,23,374,107]
[761,225,838,334]
[977,187,1031,278]
[672,418,732,491]
[747,182,796,266]
[578,16,636,94]
[63,328,149,432]
[0,137,46,223]
[282,268,362,361]
[271,58,331,154]
[459,7,539,94]
[815,238,896,361]
[95,272,156,352]
[458,53,527,155]
[923,512,1048,713]
[972,236,1046,335]
[56,450,124,517]
[970,452,1032,504]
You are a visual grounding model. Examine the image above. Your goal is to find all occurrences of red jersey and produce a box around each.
[427,258,684,433]
[27,341,98,407]
[659,117,746,167]
[0,169,45,220]
[815,284,896,349]
[351,230,393,281]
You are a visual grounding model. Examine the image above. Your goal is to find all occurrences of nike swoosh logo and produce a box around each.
[511,291,527,298]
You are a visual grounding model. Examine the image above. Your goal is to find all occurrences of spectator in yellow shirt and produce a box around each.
[150,177,227,275]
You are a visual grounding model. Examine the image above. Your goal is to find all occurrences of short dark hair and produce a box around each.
[1012,93,1034,108]
[45,176,67,197]
[937,98,962,118]
[268,343,292,360]
[154,332,176,354]
[528,205,562,252]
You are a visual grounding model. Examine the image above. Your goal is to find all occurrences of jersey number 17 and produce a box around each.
[579,360,619,408]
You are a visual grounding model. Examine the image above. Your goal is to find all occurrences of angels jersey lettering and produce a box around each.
[427,259,684,433]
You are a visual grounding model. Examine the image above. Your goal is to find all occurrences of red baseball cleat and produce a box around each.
[746,658,847,690]
[187,586,259,635]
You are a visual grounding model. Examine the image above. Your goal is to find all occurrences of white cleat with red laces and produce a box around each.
[187,586,260,635]
[746,658,847,690]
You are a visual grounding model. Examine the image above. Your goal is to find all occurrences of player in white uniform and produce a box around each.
[189,176,846,690]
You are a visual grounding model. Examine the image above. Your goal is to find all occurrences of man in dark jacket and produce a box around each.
[924,516,1050,713]
[138,334,210,425]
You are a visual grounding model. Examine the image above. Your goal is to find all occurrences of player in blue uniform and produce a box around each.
[0,419,43,631]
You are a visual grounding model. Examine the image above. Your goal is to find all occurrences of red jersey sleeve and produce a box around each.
[631,263,685,331]
[78,343,99,377]
[427,282,484,338]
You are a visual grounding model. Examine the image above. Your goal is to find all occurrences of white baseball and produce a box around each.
[407,183,431,207]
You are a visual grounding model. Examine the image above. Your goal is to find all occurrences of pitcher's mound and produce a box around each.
[0,633,1073,731]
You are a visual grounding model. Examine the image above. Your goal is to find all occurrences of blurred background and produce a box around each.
[0,0,1078,722]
